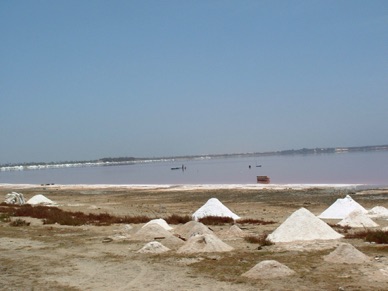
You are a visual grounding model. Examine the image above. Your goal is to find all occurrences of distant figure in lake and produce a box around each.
[249,165,251,169]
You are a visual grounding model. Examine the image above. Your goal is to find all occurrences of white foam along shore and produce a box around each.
[0,183,370,191]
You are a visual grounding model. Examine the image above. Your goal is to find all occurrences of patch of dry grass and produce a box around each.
[345,229,388,244]
[244,233,273,246]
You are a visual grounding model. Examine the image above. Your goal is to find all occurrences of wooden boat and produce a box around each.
[257,176,270,184]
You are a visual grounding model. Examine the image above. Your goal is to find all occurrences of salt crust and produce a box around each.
[338,210,379,228]
[176,233,234,254]
[142,218,173,231]
[192,198,240,221]
[319,195,367,219]
[26,194,56,206]
[241,260,295,279]
[267,207,343,243]
[323,243,371,264]
[136,241,170,254]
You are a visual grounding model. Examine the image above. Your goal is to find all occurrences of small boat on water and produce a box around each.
[171,167,181,170]
[257,176,270,184]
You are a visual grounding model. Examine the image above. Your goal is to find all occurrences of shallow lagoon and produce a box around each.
[1,151,387,186]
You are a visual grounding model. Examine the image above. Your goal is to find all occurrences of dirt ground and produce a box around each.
[1,185,388,291]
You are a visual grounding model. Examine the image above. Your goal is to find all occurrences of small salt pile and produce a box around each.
[368,206,388,218]
[324,243,370,264]
[132,223,184,249]
[133,224,175,241]
[338,210,378,228]
[241,260,295,279]
[4,192,25,205]
[319,195,367,219]
[137,241,170,254]
[192,198,240,221]
[142,218,173,231]
[177,234,234,254]
[267,208,343,243]
[27,194,56,206]
[174,221,213,240]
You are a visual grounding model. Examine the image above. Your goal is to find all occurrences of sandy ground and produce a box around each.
[1,184,388,291]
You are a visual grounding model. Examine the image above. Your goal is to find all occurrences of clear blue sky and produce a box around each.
[1,0,387,164]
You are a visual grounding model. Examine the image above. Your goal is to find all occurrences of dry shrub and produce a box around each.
[244,233,273,246]
[10,218,30,227]
[345,229,388,244]
[328,223,351,234]
[0,204,150,226]
[164,214,191,225]
[0,212,11,222]
[198,216,234,225]
[237,218,276,225]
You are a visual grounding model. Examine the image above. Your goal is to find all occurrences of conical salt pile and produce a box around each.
[136,241,170,254]
[142,218,173,231]
[219,225,246,239]
[27,194,56,206]
[133,223,174,241]
[267,208,343,243]
[319,195,367,219]
[324,243,370,264]
[338,210,379,228]
[133,223,184,249]
[241,260,295,279]
[177,233,234,254]
[192,198,240,221]
[174,221,213,240]
[368,206,388,218]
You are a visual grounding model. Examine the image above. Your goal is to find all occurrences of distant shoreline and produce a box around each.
[1,144,388,172]
[1,183,385,192]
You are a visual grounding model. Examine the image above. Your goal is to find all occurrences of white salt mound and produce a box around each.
[368,206,388,218]
[319,195,367,219]
[177,234,234,254]
[267,207,343,243]
[241,260,295,279]
[324,243,370,264]
[174,221,213,240]
[338,210,379,228]
[27,194,56,206]
[137,241,170,254]
[192,198,240,221]
[4,192,25,205]
[142,218,173,231]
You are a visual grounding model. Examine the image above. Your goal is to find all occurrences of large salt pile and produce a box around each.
[142,218,173,231]
[267,208,343,243]
[177,234,234,254]
[241,260,295,279]
[136,241,170,254]
[27,194,56,206]
[338,210,379,228]
[319,195,367,219]
[368,206,388,218]
[192,198,240,221]
[324,243,371,264]
[174,221,213,240]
